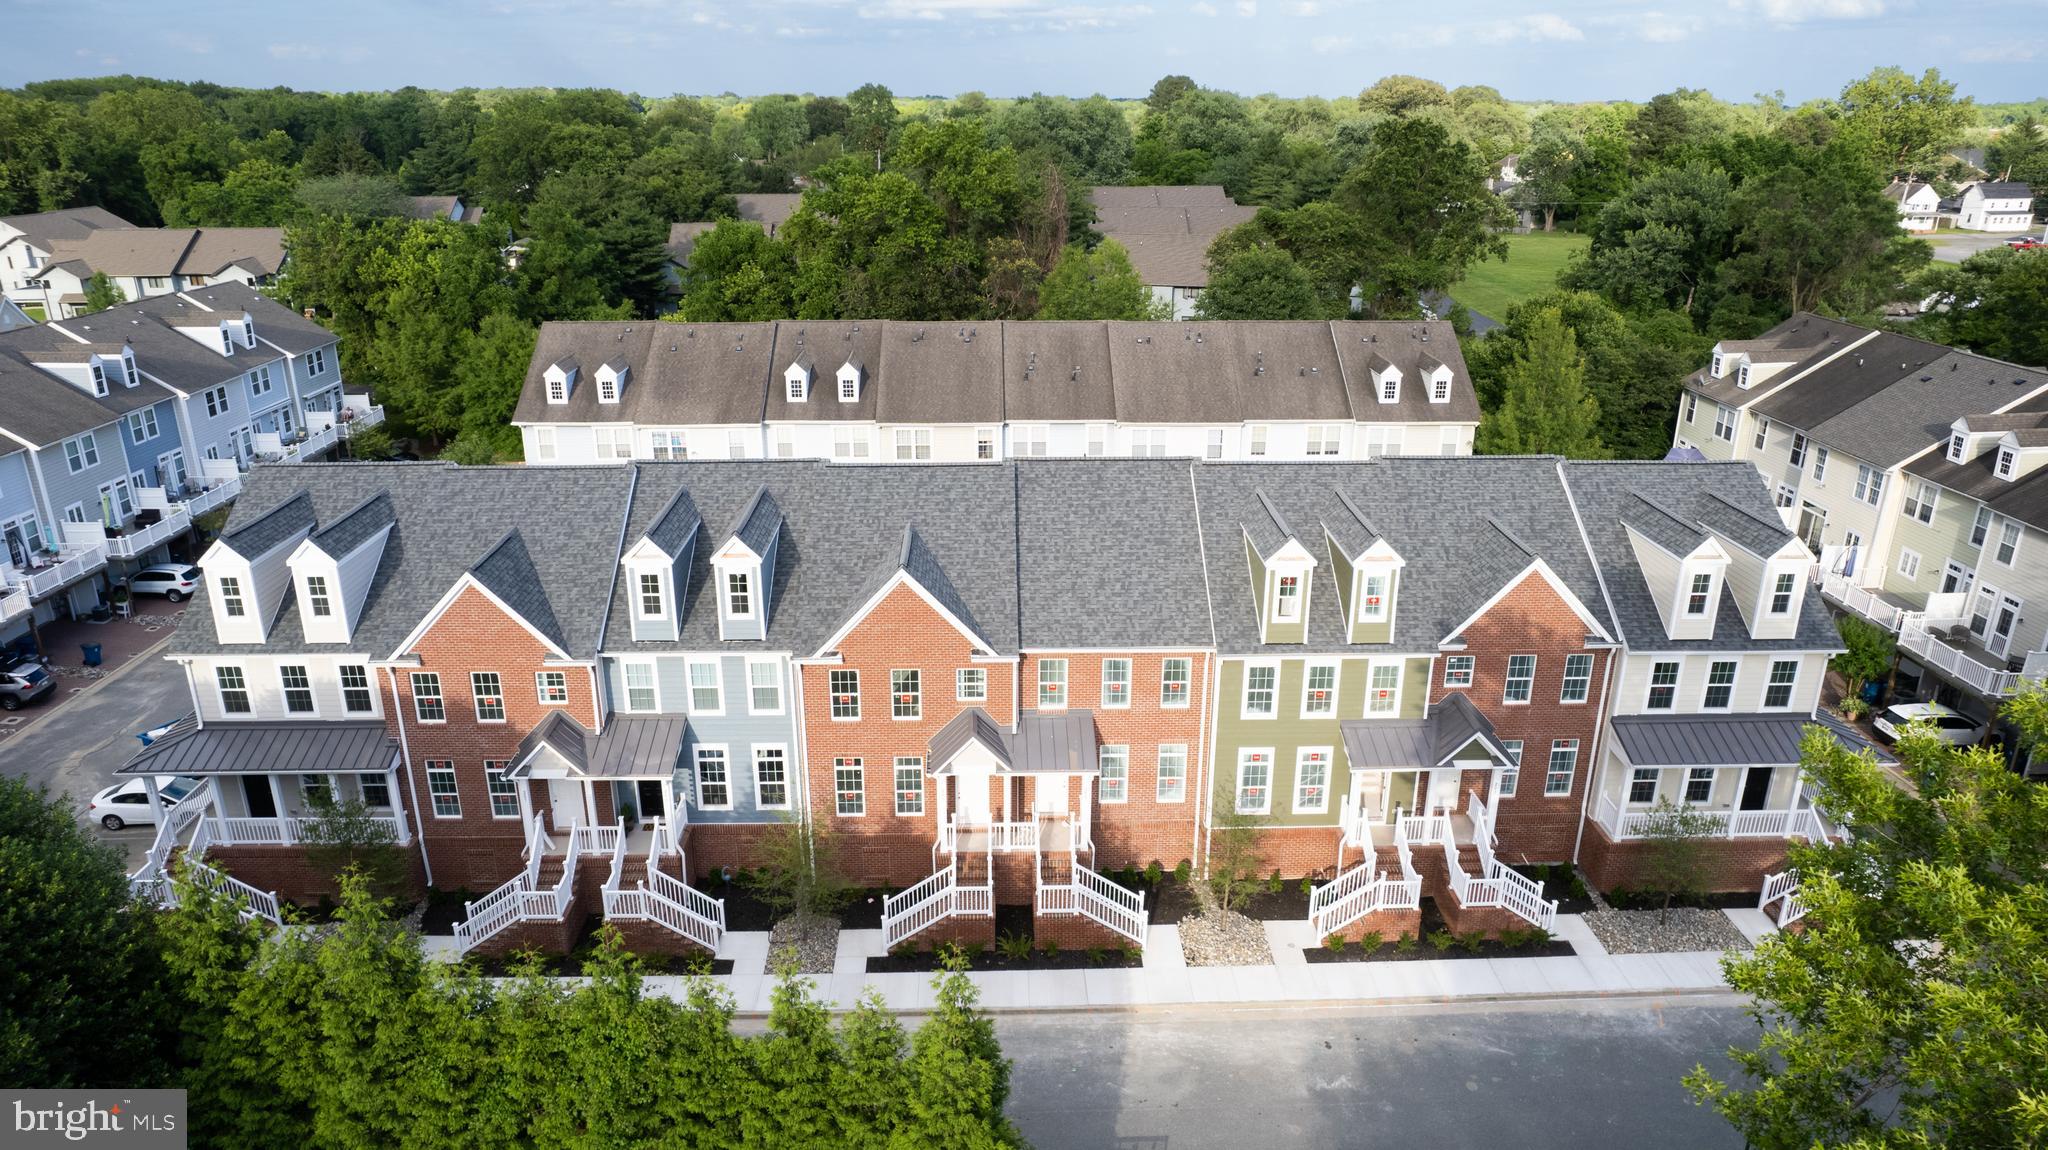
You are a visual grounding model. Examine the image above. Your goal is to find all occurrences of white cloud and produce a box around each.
[1236,0,1256,14]
[1960,40,2039,62]
[1469,12,1583,43]
[165,32,213,54]
[1310,33,1351,53]
[775,24,829,36]
[1592,10,1701,42]
[1737,0,1887,22]
[1291,1,1321,14]
[1191,0,1217,12]
[852,0,1151,25]
[266,42,326,60]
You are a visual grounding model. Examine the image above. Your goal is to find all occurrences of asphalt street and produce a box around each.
[1,644,188,866]
[1926,231,2034,264]
[996,996,1753,1149]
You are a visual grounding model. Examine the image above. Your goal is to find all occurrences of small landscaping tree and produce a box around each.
[81,271,125,313]
[298,792,410,900]
[747,817,856,919]
[1829,613,1895,715]
[1633,798,1721,924]
[1206,806,1270,913]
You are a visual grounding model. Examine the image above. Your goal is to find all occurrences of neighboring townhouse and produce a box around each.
[0,207,134,310]
[1956,180,2035,232]
[1192,457,1619,940]
[1884,179,1943,231]
[1090,185,1257,320]
[663,193,805,293]
[23,227,285,318]
[1565,461,1844,893]
[515,318,1481,465]
[405,196,482,225]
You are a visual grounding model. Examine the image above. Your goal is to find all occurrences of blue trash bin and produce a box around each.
[80,642,102,667]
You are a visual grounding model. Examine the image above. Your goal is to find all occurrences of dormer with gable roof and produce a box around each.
[543,355,579,405]
[1323,489,1404,643]
[1366,351,1402,405]
[836,356,865,404]
[620,485,701,642]
[1695,493,1810,640]
[783,339,815,403]
[1621,491,1731,641]
[27,341,139,398]
[1419,353,1453,405]
[1243,489,1317,644]
[594,357,629,404]
[286,491,394,645]
[713,485,782,641]
[198,490,317,644]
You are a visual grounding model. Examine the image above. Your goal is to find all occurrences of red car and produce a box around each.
[2008,236,2045,250]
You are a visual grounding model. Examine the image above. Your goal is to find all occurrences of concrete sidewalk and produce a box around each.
[620,907,1756,1015]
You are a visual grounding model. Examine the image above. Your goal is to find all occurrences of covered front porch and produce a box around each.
[927,707,1101,861]
[1593,713,1833,842]
[507,711,691,851]
[1335,693,1517,856]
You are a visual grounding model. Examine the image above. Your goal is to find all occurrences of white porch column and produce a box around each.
[268,774,290,844]
[1080,774,1093,851]
[142,776,165,827]
[583,780,597,827]
[517,777,535,828]
[386,763,412,845]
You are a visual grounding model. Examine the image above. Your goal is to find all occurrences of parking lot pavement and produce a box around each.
[0,642,189,870]
[1926,231,2034,264]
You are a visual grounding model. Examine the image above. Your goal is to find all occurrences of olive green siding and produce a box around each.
[1210,655,1430,829]
[1350,569,1396,646]
[1244,536,1308,645]
[1329,545,1355,628]
[1880,483,1983,605]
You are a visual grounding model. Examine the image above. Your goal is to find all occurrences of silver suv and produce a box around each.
[128,565,201,602]
[0,654,55,711]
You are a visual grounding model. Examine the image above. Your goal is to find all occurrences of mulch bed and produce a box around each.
[1602,888,1757,912]
[693,881,780,932]
[1507,864,1596,916]
[1102,875,1202,924]
[836,888,892,930]
[1304,937,1577,963]
[1239,884,1313,922]
[419,891,476,937]
[866,947,1141,973]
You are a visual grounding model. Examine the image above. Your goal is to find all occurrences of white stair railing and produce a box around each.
[1441,837,1556,933]
[1307,854,1378,930]
[1310,872,1422,937]
[1069,861,1146,944]
[1759,870,1808,927]
[882,864,959,949]
[454,815,563,953]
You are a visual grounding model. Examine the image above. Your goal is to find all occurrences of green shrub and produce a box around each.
[1039,939,1060,959]
[1357,930,1385,952]
[1300,876,1316,897]
[935,940,966,967]
[1396,931,1418,952]
[1457,931,1487,954]
[1325,933,1346,952]
[1428,929,1456,952]
[1120,944,1141,964]
[963,942,987,961]
[1267,869,1285,894]
[1174,859,1192,884]
[1497,928,1530,949]
[1145,860,1164,885]
[997,932,1033,961]
[1086,946,1108,965]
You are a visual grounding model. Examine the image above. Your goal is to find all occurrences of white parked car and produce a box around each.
[1872,702,1987,746]
[86,775,200,831]
[127,564,202,602]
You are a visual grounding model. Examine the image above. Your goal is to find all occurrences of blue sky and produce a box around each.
[7,0,2044,104]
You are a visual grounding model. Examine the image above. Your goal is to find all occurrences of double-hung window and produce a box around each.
[1502,655,1535,704]
[1156,745,1187,802]
[695,747,731,809]
[305,575,332,617]
[725,571,752,618]
[1560,653,1593,703]
[894,758,925,815]
[1302,663,1337,715]
[280,665,315,714]
[1101,658,1131,708]
[891,669,921,719]
[427,763,460,817]
[128,409,158,444]
[64,433,99,473]
[1498,741,1523,797]
[638,572,665,618]
[894,429,932,460]
[411,672,444,722]
[1764,660,1798,708]
[1853,464,1883,507]
[1789,433,1808,468]
[834,758,864,816]
[1971,506,1993,547]
[1242,664,1276,717]
[1713,404,1735,442]
[1996,522,2020,566]
[1628,767,1658,804]
[360,773,390,808]
[1236,749,1272,814]
[1099,746,1128,803]
[1902,481,1937,524]
[688,660,722,713]
[1305,425,1341,456]
[340,665,374,713]
[1293,748,1330,813]
[1702,661,1736,709]
[1367,662,1400,714]
[623,662,658,712]
[749,661,782,713]
[956,667,987,701]
[1038,659,1067,708]
[536,671,569,705]
[754,747,789,809]
[1753,416,1769,451]
[1684,767,1715,804]
[975,427,995,460]
[486,763,519,818]
[216,666,250,714]
[1359,572,1389,621]
[1684,392,1698,424]
[1770,572,1797,614]
[1274,574,1301,620]
[1812,446,1829,482]
[1686,573,1712,615]
[1647,661,1679,710]
[1443,655,1474,688]
[830,669,860,719]
[1160,658,1191,707]
[1544,740,1578,796]
[472,672,505,722]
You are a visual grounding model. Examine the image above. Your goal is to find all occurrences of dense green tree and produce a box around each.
[1721,131,1929,316]
[1986,113,2048,186]
[804,96,851,144]
[294,171,410,219]
[746,95,810,164]
[448,311,538,458]
[1627,90,1734,171]
[80,270,126,313]
[673,220,797,322]
[169,157,298,225]
[1837,65,1975,178]
[1688,703,2048,1149]
[845,83,899,158]
[1909,248,2048,368]
[516,167,669,319]
[1565,163,1736,314]
[994,94,1133,186]
[0,777,172,1089]
[1145,74,1197,113]
[398,92,481,196]
[1358,75,1452,117]
[1338,117,1510,316]
[1475,307,1605,457]
[1037,239,1161,319]
[1196,243,1320,320]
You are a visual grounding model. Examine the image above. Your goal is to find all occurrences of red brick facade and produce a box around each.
[1577,817,1792,894]
[202,844,427,907]
[392,585,601,893]
[1429,570,1611,865]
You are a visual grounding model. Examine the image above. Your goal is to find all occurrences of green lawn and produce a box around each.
[1451,231,1590,323]
[19,303,46,322]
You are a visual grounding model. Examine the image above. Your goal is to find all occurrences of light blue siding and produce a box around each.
[116,399,180,485]
[604,652,798,825]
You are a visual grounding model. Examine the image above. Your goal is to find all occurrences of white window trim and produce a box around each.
[686,657,725,716]
[276,665,319,717]
[1701,660,1739,712]
[1038,659,1069,710]
[1364,659,1403,716]
[1156,744,1188,804]
[1235,748,1274,815]
[830,669,861,721]
[894,757,927,816]
[1240,659,1280,720]
[1160,657,1193,709]
[213,665,250,715]
[621,659,661,714]
[1498,740,1523,797]
[426,763,461,819]
[1299,660,1340,718]
[410,672,445,724]
[1558,653,1593,705]
[745,658,785,715]
[1897,547,1923,580]
[1544,740,1578,797]
[1357,569,1391,623]
[1761,660,1800,710]
[1442,654,1474,689]
[693,745,733,811]
[1502,654,1536,706]
[1646,660,1680,710]
[722,568,756,621]
[633,566,670,621]
[1995,521,2021,567]
[471,671,506,724]
[753,744,792,811]
[535,670,570,706]
[889,668,922,721]
[1292,746,1332,814]
[955,667,987,702]
[1098,746,1129,805]
[834,759,865,817]
[1101,657,1133,710]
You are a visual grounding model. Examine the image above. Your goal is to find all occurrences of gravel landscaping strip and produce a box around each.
[768,912,840,975]
[1584,907,1751,955]
[1179,909,1273,966]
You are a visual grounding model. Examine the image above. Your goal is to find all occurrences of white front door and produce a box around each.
[954,767,991,825]
[1989,594,2023,657]
[547,779,585,832]
[1033,773,1070,817]
[1426,768,1459,814]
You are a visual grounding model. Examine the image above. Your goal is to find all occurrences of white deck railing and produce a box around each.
[180,475,241,517]
[1819,571,1912,632]
[1596,793,1830,842]
[1397,812,1450,845]
[205,813,406,847]
[105,507,193,558]
[1442,838,1557,932]
[1898,620,2024,696]
[938,817,1040,854]
[17,544,108,599]
[882,864,961,949]
[601,817,724,953]
[180,813,283,924]
[1310,872,1421,937]
[454,815,566,954]
[1758,869,1809,927]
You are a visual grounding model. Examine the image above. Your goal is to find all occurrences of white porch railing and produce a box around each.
[0,586,28,623]
[204,813,407,847]
[128,782,212,905]
[105,504,193,558]
[1596,792,1830,841]
[180,814,283,924]
[1396,812,1450,845]
[1034,852,1147,945]
[179,474,241,517]
[1759,869,1808,927]
[1898,618,2025,696]
[13,542,108,599]
[1441,838,1557,932]
[601,817,724,953]
[1819,571,1911,632]
[454,814,575,954]
[938,817,1040,854]
[1309,872,1421,938]
[883,864,961,949]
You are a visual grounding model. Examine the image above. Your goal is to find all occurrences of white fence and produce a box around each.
[1034,856,1147,945]
[1596,793,1830,842]
[1758,869,1808,927]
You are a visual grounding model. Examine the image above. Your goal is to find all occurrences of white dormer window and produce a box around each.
[1996,447,2016,479]
[636,570,666,619]
[725,570,753,618]
[785,362,812,403]
[241,318,255,348]
[219,325,235,356]
[1737,362,1752,388]
[1377,372,1399,404]
[1686,572,1713,615]
[305,575,332,617]
[837,362,861,403]
[1275,574,1300,619]
[543,360,577,404]
[122,350,138,387]
[1359,571,1389,620]
[1710,352,1724,378]
[1429,373,1450,403]
[218,575,245,617]
[547,377,566,403]
[598,375,618,403]
[1949,434,1966,463]
[88,360,108,397]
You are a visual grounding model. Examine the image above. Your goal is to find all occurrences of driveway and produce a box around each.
[1,642,189,869]
[998,996,1752,1149]
[1925,231,2035,264]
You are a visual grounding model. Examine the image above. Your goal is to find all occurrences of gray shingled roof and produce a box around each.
[1328,321,1482,426]
[870,321,1004,424]
[731,486,784,557]
[182,283,342,355]
[1003,321,1115,423]
[929,707,1013,773]
[470,530,567,651]
[118,720,394,776]
[0,327,174,419]
[1799,351,2047,468]
[641,486,702,557]
[310,491,395,557]
[1192,457,1615,655]
[1754,332,1947,439]
[763,321,882,423]
[0,351,131,445]
[57,293,293,393]
[1687,312,1869,408]
[222,490,316,559]
[1014,458,1214,650]
[170,463,637,661]
[1562,460,1841,653]
[1610,713,1810,766]
[0,206,133,252]
[896,525,987,648]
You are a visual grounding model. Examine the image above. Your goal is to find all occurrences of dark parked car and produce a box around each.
[0,654,55,711]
